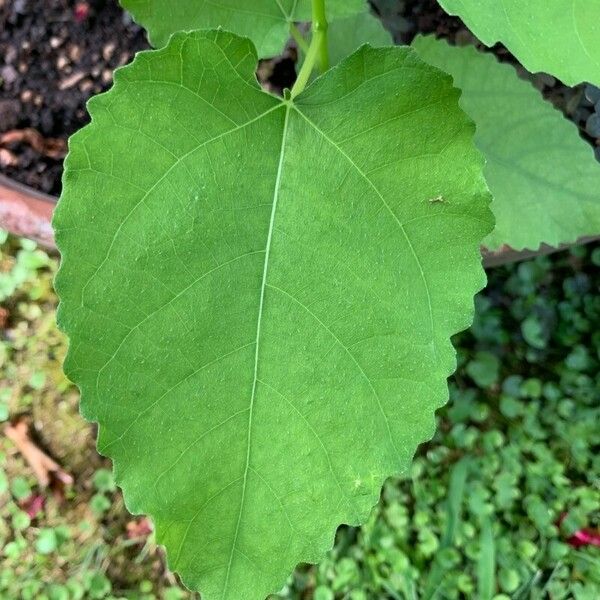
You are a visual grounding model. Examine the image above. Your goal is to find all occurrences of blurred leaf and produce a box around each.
[477,518,496,600]
[466,351,500,388]
[36,529,58,555]
[92,469,116,494]
[521,316,546,349]
[10,477,31,501]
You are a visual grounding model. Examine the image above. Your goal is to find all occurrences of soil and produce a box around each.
[0,0,149,195]
[1,0,599,197]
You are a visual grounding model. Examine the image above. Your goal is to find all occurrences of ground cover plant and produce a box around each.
[50,0,600,598]
[2,234,599,598]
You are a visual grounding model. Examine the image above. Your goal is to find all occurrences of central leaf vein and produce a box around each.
[223,102,291,595]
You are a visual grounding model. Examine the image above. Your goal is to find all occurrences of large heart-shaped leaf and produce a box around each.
[437,0,600,86]
[414,35,600,251]
[54,30,492,599]
[120,0,366,56]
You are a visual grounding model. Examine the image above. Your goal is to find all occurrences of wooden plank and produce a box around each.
[0,174,55,248]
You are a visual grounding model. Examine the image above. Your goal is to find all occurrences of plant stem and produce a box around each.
[290,23,310,55]
[290,0,329,98]
[312,0,329,73]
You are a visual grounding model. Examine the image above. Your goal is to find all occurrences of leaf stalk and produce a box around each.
[290,0,329,98]
[290,23,310,55]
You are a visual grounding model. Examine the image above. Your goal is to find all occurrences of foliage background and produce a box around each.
[1,230,599,599]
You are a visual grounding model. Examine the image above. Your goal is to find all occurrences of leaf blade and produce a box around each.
[414,36,600,251]
[326,10,392,67]
[54,31,493,599]
[120,0,367,56]
[477,517,496,600]
[437,0,600,87]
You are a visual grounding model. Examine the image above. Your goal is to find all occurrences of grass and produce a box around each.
[1,229,599,599]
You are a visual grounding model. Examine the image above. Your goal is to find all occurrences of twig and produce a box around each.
[4,420,73,488]
[0,128,67,159]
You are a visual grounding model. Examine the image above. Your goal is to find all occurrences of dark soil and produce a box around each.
[373,0,465,44]
[1,0,599,197]
[0,0,149,195]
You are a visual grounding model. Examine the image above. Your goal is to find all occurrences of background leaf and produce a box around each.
[477,517,496,600]
[54,30,492,599]
[120,0,366,56]
[326,10,392,67]
[414,36,600,251]
[437,0,600,87]
[422,457,470,599]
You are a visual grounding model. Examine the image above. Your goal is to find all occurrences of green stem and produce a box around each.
[312,0,329,73]
[290,0,329,98]
[290,23,310,55]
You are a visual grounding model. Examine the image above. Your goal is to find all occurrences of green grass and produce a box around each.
[1,230,599,599]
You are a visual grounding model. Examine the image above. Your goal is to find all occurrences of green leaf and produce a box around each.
[10,476,31,501]
[35,529,58,555]
[54,30,492,599]
[466,351,500,389]
[477,518,496,600]
[436,0,600,86]
[93,468,116,493]
[12,510,31,531]
[521,315,546,350]
[86,574,112,599]
[120,0,366,56]
[422,457,469,599]
[326,10,392,67]
[413,36,600,251]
